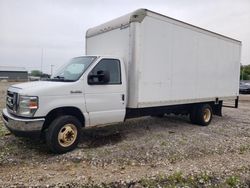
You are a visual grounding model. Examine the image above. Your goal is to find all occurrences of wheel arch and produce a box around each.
[42,106,85,131]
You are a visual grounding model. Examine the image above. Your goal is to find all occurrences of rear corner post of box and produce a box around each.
[129,9,147,23]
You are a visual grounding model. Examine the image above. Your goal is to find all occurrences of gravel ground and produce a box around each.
[0,82,250,187]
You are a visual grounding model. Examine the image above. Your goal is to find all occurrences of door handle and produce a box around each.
[122,94,125,101]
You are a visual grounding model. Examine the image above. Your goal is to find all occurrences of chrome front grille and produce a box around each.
[6,91,18,113]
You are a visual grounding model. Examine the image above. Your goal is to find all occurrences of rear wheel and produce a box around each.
[46,115,81,154]
[190,104,213,126]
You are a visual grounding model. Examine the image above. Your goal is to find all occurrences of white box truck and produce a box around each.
[2,9,241,153]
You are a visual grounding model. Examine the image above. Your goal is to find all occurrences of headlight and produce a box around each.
[17,96,38,117]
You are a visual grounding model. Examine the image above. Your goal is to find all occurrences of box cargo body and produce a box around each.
[86,9,241,109]
[2,9,242,154]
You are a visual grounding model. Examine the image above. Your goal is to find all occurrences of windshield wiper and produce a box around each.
[45,75,74,82]
[53,76,65,80]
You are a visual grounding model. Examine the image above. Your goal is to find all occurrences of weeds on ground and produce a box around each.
[225,176,240,187]
[139,171,215,187]
[0,122,9,137]
[78,171,248,188]
[239,145,250,154]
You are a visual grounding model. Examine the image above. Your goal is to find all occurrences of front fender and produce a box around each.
[34,95,90,126]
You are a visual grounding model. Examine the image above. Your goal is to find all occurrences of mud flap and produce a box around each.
[213,101,223,116]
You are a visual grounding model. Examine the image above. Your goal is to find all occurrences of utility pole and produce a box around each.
[242,67,244,81]
[40,48,44,75]
[50,64,54,76]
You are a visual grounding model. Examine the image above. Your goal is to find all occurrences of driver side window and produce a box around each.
[89,59,121,85]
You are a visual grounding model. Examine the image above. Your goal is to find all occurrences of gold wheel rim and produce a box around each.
[203,108,211,123]
[58,124,77,147]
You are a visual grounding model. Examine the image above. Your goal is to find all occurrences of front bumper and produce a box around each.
[2,108,45,137]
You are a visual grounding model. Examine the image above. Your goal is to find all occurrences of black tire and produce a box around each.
[195,104,213,126]
[46,115,81,154]
[190,104,213,126]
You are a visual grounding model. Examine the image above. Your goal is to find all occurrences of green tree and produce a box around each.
[240,65,250,80]
[30,70,42,77]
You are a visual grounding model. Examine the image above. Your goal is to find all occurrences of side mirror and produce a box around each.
[88,70,110,85]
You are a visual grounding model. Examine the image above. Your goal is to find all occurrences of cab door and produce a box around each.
[83,58,126,126]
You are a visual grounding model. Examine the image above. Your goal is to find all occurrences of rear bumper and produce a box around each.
[2,108,45,137]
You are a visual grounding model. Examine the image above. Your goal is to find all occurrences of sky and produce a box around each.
[0,0,250,74]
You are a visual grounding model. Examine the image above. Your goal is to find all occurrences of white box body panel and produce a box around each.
[86,9,241,108]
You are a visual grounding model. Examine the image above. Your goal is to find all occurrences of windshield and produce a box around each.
[51,56,96,81]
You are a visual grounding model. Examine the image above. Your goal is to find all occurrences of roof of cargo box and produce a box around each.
[86,9,241,44]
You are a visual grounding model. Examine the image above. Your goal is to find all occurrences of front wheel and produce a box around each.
[46,115,81,154]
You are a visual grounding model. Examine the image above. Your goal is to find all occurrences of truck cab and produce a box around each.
[2,56,127,153]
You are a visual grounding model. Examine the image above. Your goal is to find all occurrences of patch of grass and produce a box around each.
[0,142,19,164]
[139,171,214,187]
[67,172,247,188]
[0,122,9,137]
[140,177,158,188]
[239,145,250,154]
[168,171,184,184]
[140,171,207,187]
[139,173,245,188]
[160,141,167,146]
[225,176,240,187]
[195,171,213,185]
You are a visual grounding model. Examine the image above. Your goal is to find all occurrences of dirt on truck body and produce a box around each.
[0,82,250,187]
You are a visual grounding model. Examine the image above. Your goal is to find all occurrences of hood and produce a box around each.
[8,81,84,96]
[11,81,64,90]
